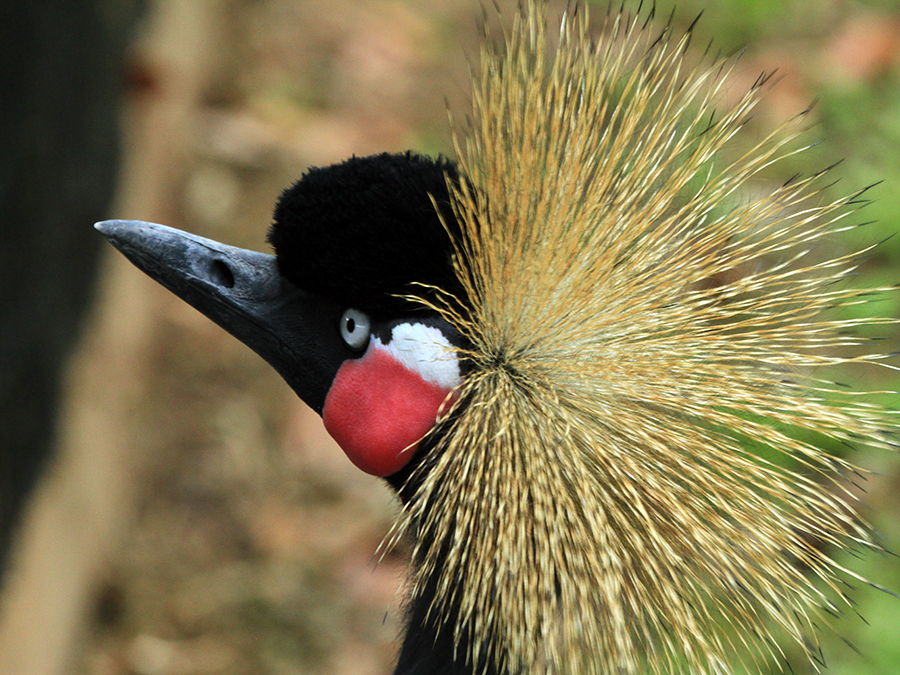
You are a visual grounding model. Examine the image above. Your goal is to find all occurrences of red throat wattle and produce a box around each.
[322,341,457,477]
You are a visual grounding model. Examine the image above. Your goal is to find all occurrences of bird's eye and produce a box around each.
[340,308,371,351]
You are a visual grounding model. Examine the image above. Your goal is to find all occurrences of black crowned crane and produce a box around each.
[97,3,896,674]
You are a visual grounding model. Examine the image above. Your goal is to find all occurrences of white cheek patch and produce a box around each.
[371,323,462,390]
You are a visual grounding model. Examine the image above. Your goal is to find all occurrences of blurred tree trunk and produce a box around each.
[0,0,141,581]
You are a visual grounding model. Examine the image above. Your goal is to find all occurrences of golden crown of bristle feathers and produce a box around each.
[383,2,897,674]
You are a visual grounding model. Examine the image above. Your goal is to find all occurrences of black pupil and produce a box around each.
[346,317,356,333]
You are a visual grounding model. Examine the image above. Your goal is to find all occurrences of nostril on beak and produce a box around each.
[209,259,235,289]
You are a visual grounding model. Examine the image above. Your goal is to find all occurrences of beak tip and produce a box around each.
[95,220,165,251]
[94,219,136,242]
[95,219,143,236]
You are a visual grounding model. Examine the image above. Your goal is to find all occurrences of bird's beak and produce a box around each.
[95,220,347,413]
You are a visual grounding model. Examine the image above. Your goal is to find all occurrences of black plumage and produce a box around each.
[270,151,464,319]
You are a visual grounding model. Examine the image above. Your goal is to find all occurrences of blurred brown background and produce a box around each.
[1,1,899,674]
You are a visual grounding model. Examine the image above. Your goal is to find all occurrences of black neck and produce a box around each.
[392,569,502,675]
[386,418,503,675]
